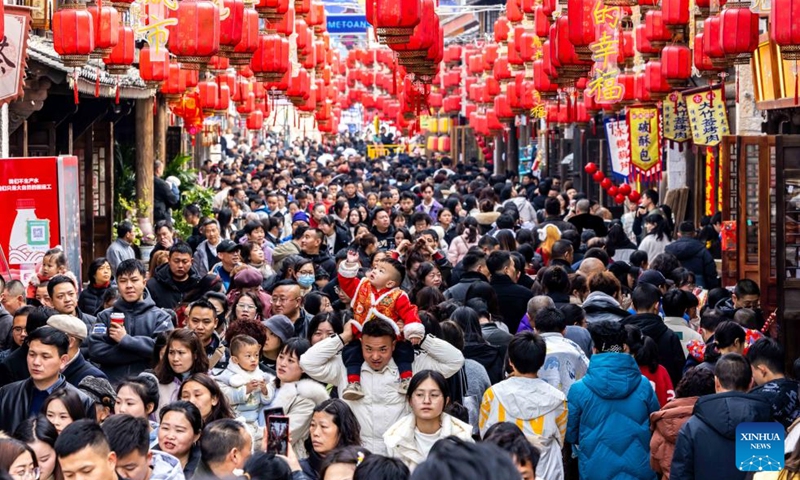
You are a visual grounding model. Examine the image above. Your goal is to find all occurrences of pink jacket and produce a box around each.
[447,235,477,265]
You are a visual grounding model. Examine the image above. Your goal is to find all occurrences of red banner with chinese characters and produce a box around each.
[685,86,730,147]
[627,107,662,180]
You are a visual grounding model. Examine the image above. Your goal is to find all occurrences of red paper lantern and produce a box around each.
[645,61,671,99]
[247,109,264,130]
[593,171,605,182]
[161,62,188,100]
[256,0,289,20]
[103,25,134,75]
[494,16,510,43]
[608,186,619,196]
[87,1,119,59]
[197,79,219,116]
[615,194,626,204]
[703,16,730,68]
[53,4,96,67]
[250,33,290,82]
[506,0,523,23]
[601,178,613,190]
[167,0,221,69]
[219,0,245,57]
[619,184,632,196]
[215,81,231,114]
[628,191,641,203]
[662,0,690,26]
[236,91,256,118]
[138,45,170,88]
[371,0,421,45]
[584,162,599,175]
[644,10,672,47]
[719,7,759,64]
[660,45,691,87]
[771,0,800,59]
[534,6,550,39]
[568,0,595,61]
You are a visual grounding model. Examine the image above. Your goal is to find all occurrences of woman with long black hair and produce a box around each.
[638,213,672,261]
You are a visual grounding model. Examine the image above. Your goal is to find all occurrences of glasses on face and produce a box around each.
[413,391,443,402]
[273,296,299,305]
[12,327,24,334]
[12,467,40,480]
[237,303,257,311]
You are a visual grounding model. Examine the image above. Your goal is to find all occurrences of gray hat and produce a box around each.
[47,314,88,340]
[78,376,116,408]
[263,315,295,344]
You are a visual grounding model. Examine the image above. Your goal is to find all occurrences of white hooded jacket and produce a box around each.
[480,377,567,480]
[299,334,464,454]
[383,413,473,472]
[272,378,329,459]
[150,450,185,480]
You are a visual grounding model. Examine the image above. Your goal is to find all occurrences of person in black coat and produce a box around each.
[146,244,204,310]
[670,353,772,480]
[78,258,114,316]
[0,307,54,388]
[621,284,685,386]
[665,222,719,289]
[153,160,180,223]
[0,326,94,434]
[487,251,534,334]
[568,200,608,237]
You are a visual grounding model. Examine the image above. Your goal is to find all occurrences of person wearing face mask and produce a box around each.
[294,260,319,296]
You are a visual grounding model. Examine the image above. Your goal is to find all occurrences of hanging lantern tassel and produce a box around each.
[95,68,100,98]
[795,60,799,106]
[73,68,80,105]
[153,95,158,116]
[591,118,596,136]
[115,83,120,104]
[736,65,739,103]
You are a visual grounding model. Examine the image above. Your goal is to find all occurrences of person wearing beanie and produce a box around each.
[566,321,660,480]
[260,315,295,373]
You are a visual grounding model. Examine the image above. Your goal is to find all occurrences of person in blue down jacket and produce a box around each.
[88,259,174,383]
[670,353,772,480]
[566,320,660,480]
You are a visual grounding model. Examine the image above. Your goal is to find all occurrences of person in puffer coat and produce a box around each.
[665,222,719,289]
[566,321,660,480]
[670,353,772,480]
[649,366,716,479]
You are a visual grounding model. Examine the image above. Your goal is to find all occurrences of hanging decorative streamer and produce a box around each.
[685,85,729,147]
[627,107,662,180]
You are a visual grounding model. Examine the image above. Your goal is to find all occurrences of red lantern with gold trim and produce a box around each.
[161,62,188,100]
[250,33,290,82]
[87,1,118,59]
[370,0,421,45]
[219,0,245,57]
[167,0,221,70]
[661,45,691,87]
[719,6,759,64]
[494,15,510,43]
[53,4,95,67]
[198,79,219,116]
[568,0,595,62]
[771,0,800,59]
[139,45,169,88]
[103,25,134,75]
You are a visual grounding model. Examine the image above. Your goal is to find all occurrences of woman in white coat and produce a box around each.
[272,338,329,459]
[383,370,473,472]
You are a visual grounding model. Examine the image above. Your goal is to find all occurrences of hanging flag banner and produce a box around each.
[662,91,692,146]
[627,107,662,179]
[605,118,631,179]
[685,86,730,147]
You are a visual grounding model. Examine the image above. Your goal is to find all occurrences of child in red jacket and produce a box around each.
[337,250,424,400]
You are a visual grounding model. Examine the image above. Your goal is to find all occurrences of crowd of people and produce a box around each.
[0,131,796,480]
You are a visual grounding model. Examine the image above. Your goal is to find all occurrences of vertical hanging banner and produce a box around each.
[662,91,692,147]
[605,118,631,179]
[685,86,730,147]
[587,0,623,104]
[628,107,662,180]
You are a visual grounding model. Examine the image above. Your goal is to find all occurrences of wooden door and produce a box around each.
[776,135,800,365]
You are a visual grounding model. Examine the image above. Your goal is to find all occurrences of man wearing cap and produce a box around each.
[78,376,116,423]
[47,314,106,387]
[299,229,336,278]
[261,314,295,374]
[638,269,670,296]
[209,240,243,292]
[666,221,719,289]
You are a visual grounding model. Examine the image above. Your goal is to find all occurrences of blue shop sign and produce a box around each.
[326,15,369,34]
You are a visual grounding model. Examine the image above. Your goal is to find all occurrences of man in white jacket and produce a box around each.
[299,318,464,455]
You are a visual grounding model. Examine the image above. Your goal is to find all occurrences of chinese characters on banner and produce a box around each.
[0,6,31,107]
[133,0,179,56]
[605,119,631,179]
[685,86,730,147]
[587,0,623,104]
[662,91,692,147]
[628,107,662,179]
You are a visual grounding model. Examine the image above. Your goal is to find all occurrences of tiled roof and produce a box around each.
[27,34,156,99]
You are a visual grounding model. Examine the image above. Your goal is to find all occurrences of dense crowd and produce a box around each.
[0,131,795,480]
